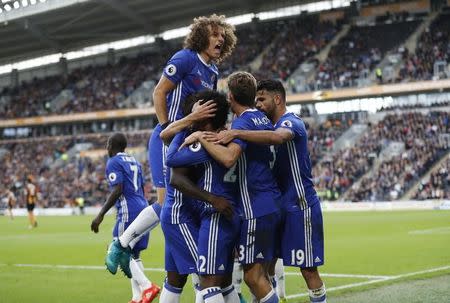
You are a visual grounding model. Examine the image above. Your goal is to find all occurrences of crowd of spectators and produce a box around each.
[0,131,152,209]
[346,111,449,201]
[413,156,449,200]
[255,16,340,81]
[0,14,342,119]
[397,12,450,82]
[313,20,420,90]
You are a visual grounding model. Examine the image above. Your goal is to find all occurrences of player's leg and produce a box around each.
[281,204,326,303]
[149,126,166,205]
[129,237,161,303]
[239,214,280,302]
[130,278,142,303]
[8,203,13,220]
[197,213,240,303]
[232,258,246,303]
[118,203,161,248]
[221,273,240,303]
[275,259,286,302]
[160,271,188,303]
[302,203,326,303]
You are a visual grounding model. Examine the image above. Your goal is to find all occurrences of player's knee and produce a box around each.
[243,270,263,289]
[301,267,322,288]
[166,272,188,288]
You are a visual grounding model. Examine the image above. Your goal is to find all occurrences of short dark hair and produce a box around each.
[183,90,229,130]
[109,133,127,151]
[227,71,257,107]
[257,79,286,102]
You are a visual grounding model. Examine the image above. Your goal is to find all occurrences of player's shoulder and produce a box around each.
[277,112,304,128]
[171,48,196,61]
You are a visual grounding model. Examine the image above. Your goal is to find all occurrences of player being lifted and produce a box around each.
[105,14,237,274]
[150,13,237,205]
[162,90,240,303]
[91,133,161,303]
[210,80,327,303]
[184,72,282,303]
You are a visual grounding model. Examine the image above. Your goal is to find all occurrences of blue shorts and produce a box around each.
[237,212,280,265]
[113,214,149,256]
[161,220,199,274]
[280,202,324,268]
[148,124,166,188]
[197,213,240,275]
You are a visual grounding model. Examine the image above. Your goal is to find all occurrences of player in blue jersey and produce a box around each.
[111,16,236,286]
[209,80,327,303]
[150,14,237,205]
[183,72,281,303]
[90,133,161,303]
[163,90,241,303]
[156,90,238,303]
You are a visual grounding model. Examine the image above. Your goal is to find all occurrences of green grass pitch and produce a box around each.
[1,210,449,303]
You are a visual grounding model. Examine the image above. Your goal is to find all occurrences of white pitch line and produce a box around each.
[7,263,389,278]
[285,272,391,279]
[286,265,450,299]
[12,263,165,272]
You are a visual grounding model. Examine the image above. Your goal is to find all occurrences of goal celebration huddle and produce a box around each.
[91,14,326,303]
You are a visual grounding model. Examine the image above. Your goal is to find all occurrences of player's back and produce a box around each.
[274,112,319,210]
[231,109,281,219]
[106,153,148,218]
[164,49,218,122]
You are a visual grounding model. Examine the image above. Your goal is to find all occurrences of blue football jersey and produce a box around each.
[231,109,281,219]
[274,112,320,210]
[166,131,239,217]
[160,131,199,224]
[163,49,219,122]
[105,153,148,221]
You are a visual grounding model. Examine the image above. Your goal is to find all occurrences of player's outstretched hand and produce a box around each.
[180,131,203,149]
[202,131,219,142]
[213,130,237,145]
[210,196,233,220]
[91,215,103,233]
[190,99,217,121]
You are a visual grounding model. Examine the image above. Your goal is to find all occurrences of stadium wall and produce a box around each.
[3,201,450,217]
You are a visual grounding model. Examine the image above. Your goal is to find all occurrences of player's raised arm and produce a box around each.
[160,99,217,145]
[153,75,176,125]
[91,183,123,233]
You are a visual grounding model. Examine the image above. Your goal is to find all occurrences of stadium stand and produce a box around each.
[397,11,450,82]
[413,156,449,200]
[312,19,421,90]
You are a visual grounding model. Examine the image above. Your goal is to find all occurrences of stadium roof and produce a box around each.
[0,0,350,71]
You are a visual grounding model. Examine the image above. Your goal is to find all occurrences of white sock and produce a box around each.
[160,281,182,303]
[232,259,243,294]
[309,283,326,303]
[275,259,286,298]
[119,205,160,248]
[130,258,151,290]
[201,287,224,303]
[222,285,240,303]
[260,289,278,303]
[131,278,142,302]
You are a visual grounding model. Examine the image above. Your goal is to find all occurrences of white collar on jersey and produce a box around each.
[197,53,212,67]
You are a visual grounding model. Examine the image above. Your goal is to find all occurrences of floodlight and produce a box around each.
[4,3,11,10]
[13,1,19,9]
[22,0,28,7]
